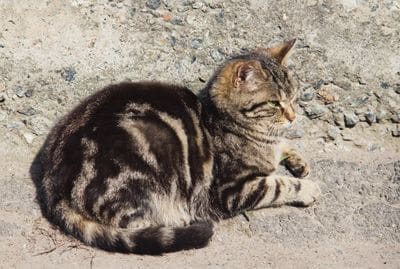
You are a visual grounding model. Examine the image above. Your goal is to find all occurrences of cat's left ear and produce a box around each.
[256,39,296,67]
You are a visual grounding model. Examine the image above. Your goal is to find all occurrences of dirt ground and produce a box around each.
[1,0,399,268]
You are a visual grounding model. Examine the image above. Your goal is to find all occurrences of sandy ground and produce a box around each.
[1,0,400,268]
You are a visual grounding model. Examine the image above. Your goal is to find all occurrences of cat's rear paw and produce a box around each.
[291,179,320,207]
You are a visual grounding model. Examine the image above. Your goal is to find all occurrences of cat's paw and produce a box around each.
[283,154,310,178]
[291,179,320,207]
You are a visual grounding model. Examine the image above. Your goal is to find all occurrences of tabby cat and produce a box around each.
[35,39,320,254]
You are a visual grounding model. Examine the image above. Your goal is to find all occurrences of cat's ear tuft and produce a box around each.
[256,39,296,67]
[233,61,258,90]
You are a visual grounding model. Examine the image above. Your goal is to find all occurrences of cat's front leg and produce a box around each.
[218,175,320,216]
[280,146,310,178]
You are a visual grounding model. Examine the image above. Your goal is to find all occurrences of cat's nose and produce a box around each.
[284,106,296,122]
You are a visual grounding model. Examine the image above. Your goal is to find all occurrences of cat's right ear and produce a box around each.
[233,61,259,91]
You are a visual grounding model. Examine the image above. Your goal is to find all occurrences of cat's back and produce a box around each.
[42,81,213,213]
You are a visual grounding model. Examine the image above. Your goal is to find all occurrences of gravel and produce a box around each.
[344,112,359,128]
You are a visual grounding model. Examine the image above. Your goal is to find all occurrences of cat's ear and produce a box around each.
[256,39,296,67]
[233,61,259,91]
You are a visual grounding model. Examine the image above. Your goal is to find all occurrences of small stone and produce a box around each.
[391,113,400,123]
[192,2,203,9]
[344,112,359,128]
[333,113,345,127]
[392,125,400,137]
[376,109,389,122]
[341,129,354,141]
[285,129,304,140]
[15,86,26,98]
[210,49,224,62]
[327,125,341,140]
[22,132,35,144]
[0,94,5,102]
[304,104,329,119]
[146,0,161,9]
[368,143,381,151]
[365,111,376,124]
[380,82,390,89]
[25,89,34,97]
[300,88,315,102]
[352,96,369,107]
[191,38,203,49]
[17,106,37,116]
[61,67,77,82]
[394,84,400,94]
[171,17,185,25]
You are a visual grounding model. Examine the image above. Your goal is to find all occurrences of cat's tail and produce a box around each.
[52,200,213,254]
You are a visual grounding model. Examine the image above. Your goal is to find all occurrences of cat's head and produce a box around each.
[209,39,298,132]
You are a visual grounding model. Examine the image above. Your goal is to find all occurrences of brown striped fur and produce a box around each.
[32,39,320,255]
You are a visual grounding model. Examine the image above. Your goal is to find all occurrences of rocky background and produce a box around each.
[0,0,399,268]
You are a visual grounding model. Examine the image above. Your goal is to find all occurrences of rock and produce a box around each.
[17,106,37,116]
[24,89,33,97]
[146,0,161,10]
[332,113,345,128]
[395,84,400,94]
[304,104,328,119]
[376,108,389,122]
[365,111,376,124]
[327,125,341,140]
[300,87,315,102]
[22,132,35,144]
[0,93,5,102]
[171,17,185,25]
[393,125,400,137]
[380,82,390,89]
[352,96,369,107]
[285,128,304,140]
[391,113,400,123]
[14,86,26,98]
[341,129,354,141]
[210,49,224,62]
[191,38,203,49]
[317,84,340,104]
[60,67,77,82]
[344,112,359,128]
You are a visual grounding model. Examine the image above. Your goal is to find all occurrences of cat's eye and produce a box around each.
[268,101,280,107]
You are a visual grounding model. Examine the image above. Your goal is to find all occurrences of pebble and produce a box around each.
[395,84,400,94]
[341,129,354,141]
[285,128,305,140]
[300,87,315,102]
[61,67,77,82]
[171,17,185,25]
[365,111,376,124]
[15,86,26,98]
[25,89,33,97]
[191,38,203,49]
[304,104,328,119]
[391,113,400,123]
[146,0,161,10]
[22,132,35,144]
[17,106,37,116]
[210,49,224,62]
[344,112,359,128]
[392,125,400,137]
[327,125,341,140]
[376,108,389,122]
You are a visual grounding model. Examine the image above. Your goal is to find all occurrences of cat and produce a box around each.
[33,39,320,255]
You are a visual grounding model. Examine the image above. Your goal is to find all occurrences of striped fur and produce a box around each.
[34,40,320,254]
